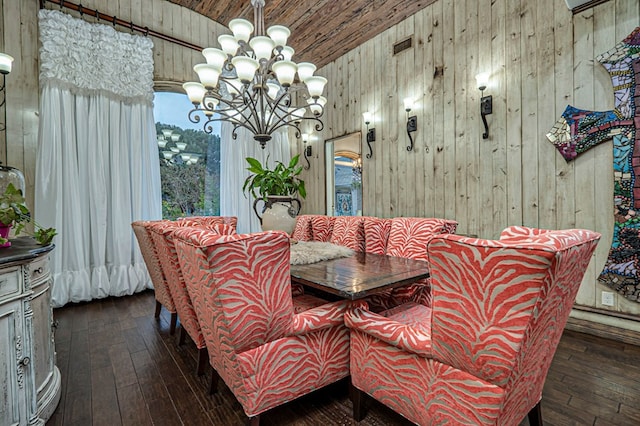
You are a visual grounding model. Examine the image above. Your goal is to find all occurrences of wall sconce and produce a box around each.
[0,53,13,134]
[363,111,375,159]
[403,98,417,151]
[476,72,492,139]
[302,132,312,170]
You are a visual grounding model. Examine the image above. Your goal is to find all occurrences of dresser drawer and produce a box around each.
[30,256,50,285]
[0,267,21,300]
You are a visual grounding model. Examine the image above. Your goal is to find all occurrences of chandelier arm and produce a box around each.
[187,107,202,124]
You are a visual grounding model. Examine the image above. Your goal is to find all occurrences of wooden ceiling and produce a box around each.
[166,0,435,69]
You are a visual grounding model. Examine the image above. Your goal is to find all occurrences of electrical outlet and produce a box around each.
[601,291,615,307]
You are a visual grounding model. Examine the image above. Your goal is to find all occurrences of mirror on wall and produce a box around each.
[325,132,362,216]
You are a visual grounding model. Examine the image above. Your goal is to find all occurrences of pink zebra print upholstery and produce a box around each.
[330,216,366,251]
[345,228,600,425]
[147,221,208,351]
[366,217,458,311]
[131,220,177,331]
[291,215,315,241]
[310,215,336,242]
[363,217,392,255]
[171,228,351,424]
[177,215,238,230]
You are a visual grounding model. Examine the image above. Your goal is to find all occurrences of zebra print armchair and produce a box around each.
[344,228,600,425]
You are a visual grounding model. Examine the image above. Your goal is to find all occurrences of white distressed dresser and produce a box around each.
[0,237,59,425]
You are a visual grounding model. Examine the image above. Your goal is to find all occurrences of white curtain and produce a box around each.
[36,10,161,307]
[220,123,291,234]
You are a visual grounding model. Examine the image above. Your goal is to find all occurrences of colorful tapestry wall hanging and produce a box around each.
[547,27,640,302]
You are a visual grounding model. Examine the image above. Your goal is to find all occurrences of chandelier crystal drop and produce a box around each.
[183,0,327,148]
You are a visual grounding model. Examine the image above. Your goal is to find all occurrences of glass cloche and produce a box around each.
[0,163,25,198]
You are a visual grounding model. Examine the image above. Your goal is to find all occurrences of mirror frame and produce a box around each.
[325,132,362,216]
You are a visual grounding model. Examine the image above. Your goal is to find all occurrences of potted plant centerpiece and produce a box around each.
[243,155,306,234]
[0,183,57,247]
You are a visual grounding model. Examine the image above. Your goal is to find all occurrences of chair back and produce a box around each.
[427,229,600,424]
[387,217,458,260]
[177,215,238,230]
[330,216,366,251]
[172,230,295,355]
[131,220,175,313]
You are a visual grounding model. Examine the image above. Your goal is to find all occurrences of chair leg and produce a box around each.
[246,415,260,426]
[177,326,187,346]
[527,401,543,426]
[154,301,162,318]
[169,313,178,335]
[350,383,366,422]
[209,368,219,395]
[196,347,208,376]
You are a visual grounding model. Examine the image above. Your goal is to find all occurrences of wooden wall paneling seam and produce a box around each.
[478,0,494,238]
[554,0,577,233]
[388,24,400,218]
[442,0,456,222]
[572,7,597,305]
[415,7,431,218]
[380,27,394,217]
[588,1,616,308]
[19,0,39,216]
[465,0,480,237]
[453,0,467,234]
[520,0,539,227]
[0,0,5,167]
[537,0,560,232]
[505,0,524,229]
[360,39,374,215]
[490,0,507,239]
[396,17,413,217]
[373,33,384,217]
[431,1,445,219]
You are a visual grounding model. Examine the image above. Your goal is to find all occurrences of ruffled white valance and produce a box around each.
[38,9,154,105]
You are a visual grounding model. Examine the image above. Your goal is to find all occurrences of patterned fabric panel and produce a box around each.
[387,217,458,261]
[329,216,366,251]
[291,215,314,241]
[131,220,175,313]
[345,303,432,357]
[499,225,551,240]
[172,228,351,418]
[173,230,295,354]
[310,215,336,242]
[427,236,558,387]
[236,326,350,417]
[363,217,391,255]
[349,331,504,426]
[147,221,205,349]
[364,280,430,312]
[177,215,238,230]
[498,230,600,425]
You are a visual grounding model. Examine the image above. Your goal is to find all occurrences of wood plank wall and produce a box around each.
[307,0,640,317]
[2,0,640,319]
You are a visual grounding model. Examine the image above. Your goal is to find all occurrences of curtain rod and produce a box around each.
[40,0,203,52]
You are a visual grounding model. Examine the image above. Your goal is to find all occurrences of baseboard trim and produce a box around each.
[566,309,640,346]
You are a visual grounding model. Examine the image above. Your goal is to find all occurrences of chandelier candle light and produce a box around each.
[183,0,327,148]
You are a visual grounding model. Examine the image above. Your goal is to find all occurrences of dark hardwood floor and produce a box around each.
[46,290,640,426]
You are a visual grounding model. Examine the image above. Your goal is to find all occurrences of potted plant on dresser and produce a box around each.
[0,183,57,247]
[243,154,306,234]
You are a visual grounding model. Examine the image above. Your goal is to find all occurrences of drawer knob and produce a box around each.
[19,356,30,367]
[34,267,44,275]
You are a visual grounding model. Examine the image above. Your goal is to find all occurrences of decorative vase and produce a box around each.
[253,195,301,234]
[0,224,11,248]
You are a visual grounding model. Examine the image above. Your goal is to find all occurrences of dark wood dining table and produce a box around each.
[290,251,430,300]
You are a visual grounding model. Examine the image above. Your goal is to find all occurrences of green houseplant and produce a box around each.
[0,183,57,246]
[242,154,307,202]
[242,155,306,234]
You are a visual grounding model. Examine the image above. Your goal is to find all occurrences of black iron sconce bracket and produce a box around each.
[406,115,417,151]
[365,127,376,159]
[480,94,492,139]
[303,144,312,170]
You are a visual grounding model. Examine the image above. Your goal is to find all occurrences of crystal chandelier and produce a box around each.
[183,0,327,149]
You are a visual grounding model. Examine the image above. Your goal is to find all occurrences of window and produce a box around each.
[153,91,221,219]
